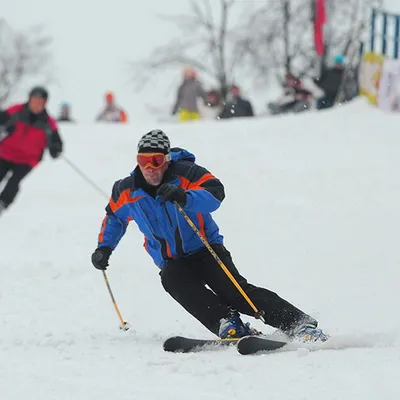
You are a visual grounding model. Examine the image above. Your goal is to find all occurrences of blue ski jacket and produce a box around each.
[97,148,225,268]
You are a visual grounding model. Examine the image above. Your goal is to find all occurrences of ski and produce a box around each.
[164,335,338,355]
[163,335,239,353]
[237,336,288,355]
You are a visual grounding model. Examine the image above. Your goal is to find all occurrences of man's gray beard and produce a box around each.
[146,178,161,187]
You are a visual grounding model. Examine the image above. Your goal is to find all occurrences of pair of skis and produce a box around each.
[163,335,288,355]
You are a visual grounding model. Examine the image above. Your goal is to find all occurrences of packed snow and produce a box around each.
[1,99,400,399]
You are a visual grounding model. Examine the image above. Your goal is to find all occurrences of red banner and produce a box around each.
[313,0,326,56]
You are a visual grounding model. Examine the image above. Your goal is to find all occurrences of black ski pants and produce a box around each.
[0,158,32,208]
[160,244,316,336]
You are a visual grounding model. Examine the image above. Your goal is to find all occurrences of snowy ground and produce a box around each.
[1,99,400,399]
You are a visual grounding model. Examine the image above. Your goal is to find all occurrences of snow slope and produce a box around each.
[1,99,400,400]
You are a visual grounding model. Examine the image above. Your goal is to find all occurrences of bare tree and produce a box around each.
[130,0,245,100]
[240,0,382,84]
[237,0,312,84]
[324,0,383,63]
[0,19,53,107]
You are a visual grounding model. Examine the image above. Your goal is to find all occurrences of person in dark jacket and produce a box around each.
[0,86,63,215]
[91,129,328,343]
[218,85,254,119]
[315,55,345,110]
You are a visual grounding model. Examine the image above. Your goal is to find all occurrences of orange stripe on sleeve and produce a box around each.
[190,173,215,189]
[197,213,206,238]
[166,241,173,258]
[109,189,142,213]
[178,173,216,191]
[98,216,108,243]
[179,176,191,190]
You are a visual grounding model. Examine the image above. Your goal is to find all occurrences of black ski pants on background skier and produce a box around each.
[160,244,316,336]
[0,158,32,208]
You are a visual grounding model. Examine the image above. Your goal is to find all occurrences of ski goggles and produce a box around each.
[136,152,171,169]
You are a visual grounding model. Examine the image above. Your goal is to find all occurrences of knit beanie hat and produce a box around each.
[29,86,49,100]
[137,129,170,154]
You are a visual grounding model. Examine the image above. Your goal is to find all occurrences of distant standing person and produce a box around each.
[315,55,346,110]
[172,67,207,122]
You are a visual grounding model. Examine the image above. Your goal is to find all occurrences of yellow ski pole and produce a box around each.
[174,202,266,324]
[102,270,130,331]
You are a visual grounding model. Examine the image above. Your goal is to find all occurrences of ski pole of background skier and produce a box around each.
[62,156,109,198]
[174,201,267,324]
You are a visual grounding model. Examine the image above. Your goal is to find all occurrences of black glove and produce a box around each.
[157,183,187,207]
[48,131,63,159]
[91,246,113,270]
[49,141,63,159]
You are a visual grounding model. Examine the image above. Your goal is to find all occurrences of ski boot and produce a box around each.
[292,323,329,343]
[219,311,260,339]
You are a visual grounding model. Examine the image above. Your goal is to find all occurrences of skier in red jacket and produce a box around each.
[0,86,63,215]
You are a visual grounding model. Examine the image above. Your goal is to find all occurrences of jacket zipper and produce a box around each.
[138,203,158,241]
[163,204,173,226]
[174,207,186,254]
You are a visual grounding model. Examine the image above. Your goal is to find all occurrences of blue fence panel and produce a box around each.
[394,16,400,58]
[369,9,400,59]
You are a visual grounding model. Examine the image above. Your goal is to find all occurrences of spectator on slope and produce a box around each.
[91,129,329,344]
[314,55,345,110]
[199,89,223,120]
[171,67,207,122]
[96,92,128,123]
[0,86,63,216]
[267,73,321,115]
[57,102,75,122]
[218,85,254,119]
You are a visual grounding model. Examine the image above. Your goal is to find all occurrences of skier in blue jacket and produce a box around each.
[91,129,328,342]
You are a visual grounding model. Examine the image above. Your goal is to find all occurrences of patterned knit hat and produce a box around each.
[137,129,170,154]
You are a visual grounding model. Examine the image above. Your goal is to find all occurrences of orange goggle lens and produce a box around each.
[137,153,171,169]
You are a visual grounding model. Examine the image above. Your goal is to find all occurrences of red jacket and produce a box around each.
[0,103,63,167]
